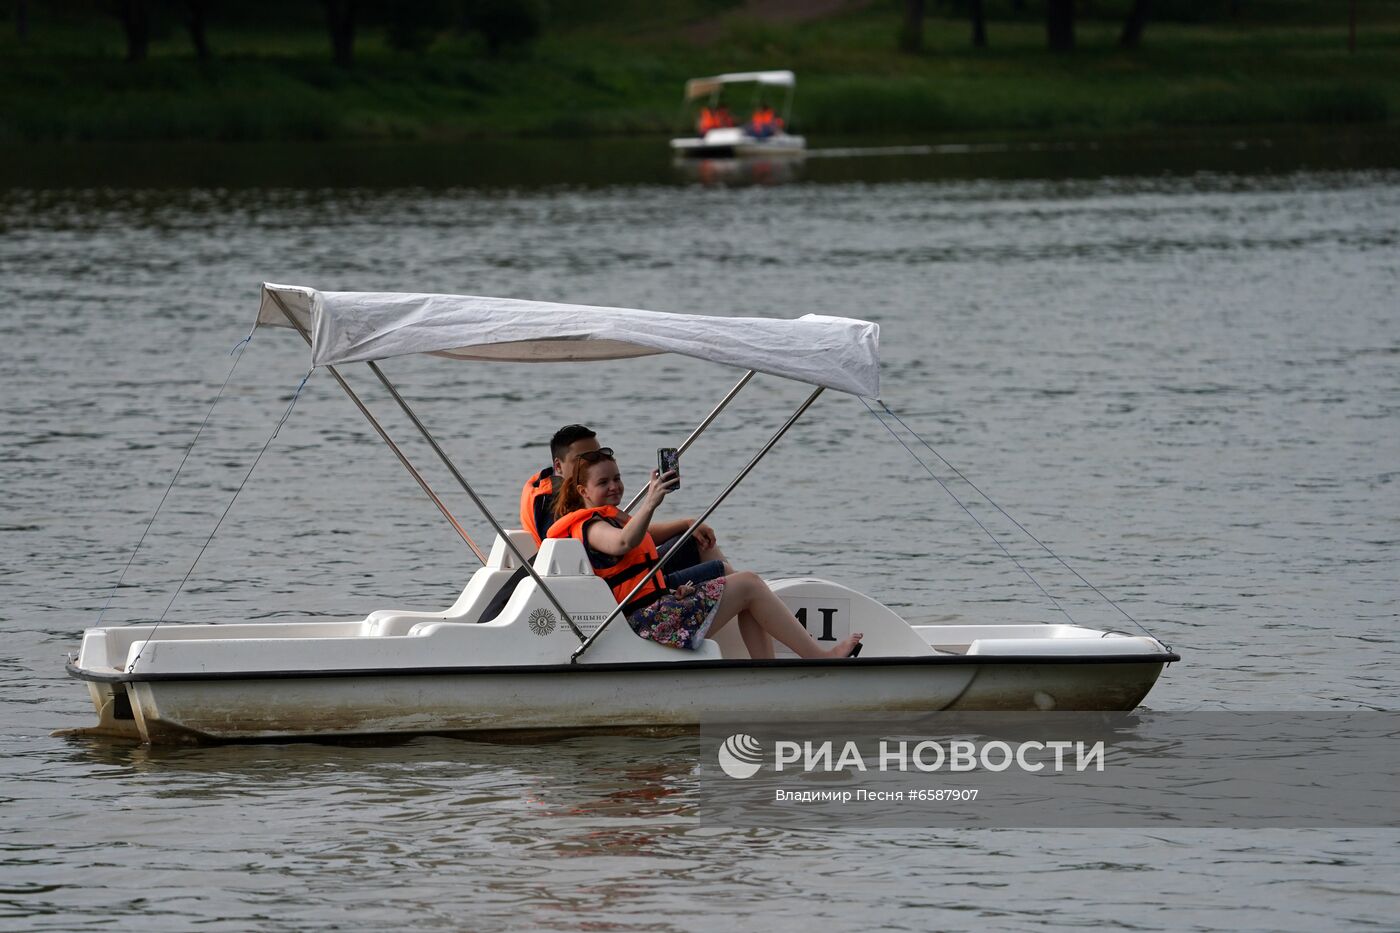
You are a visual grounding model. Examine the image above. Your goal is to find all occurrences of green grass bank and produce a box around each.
[3,1,1399,143]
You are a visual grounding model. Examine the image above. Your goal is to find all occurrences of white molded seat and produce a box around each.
[360,530,539,635]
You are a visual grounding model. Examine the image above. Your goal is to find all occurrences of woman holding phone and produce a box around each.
[547,449,862,659]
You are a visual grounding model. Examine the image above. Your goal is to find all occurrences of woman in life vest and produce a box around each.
[547,450,862,658]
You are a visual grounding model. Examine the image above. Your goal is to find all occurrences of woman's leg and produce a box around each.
[700,544,731,570]
[738,610,774,660]
[712,572,861,659]
[666,560,727,588]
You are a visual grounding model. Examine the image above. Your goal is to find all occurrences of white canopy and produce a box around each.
[257,284,880,397]
[685,70,795,101]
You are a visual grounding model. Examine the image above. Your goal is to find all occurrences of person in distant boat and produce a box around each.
[548,449,863,658]
[520,427,726,583]
[697,104,735,135]
[746,101,783,138]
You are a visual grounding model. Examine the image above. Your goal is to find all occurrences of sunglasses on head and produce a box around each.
[576,448,615,464]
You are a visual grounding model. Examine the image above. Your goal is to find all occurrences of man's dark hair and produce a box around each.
[550,424,596,462]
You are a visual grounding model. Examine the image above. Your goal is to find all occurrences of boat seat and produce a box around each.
[480,533,600,624]
[360,530,538,635]
[478,565,528,624]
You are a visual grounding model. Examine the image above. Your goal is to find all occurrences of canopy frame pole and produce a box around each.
[267,294,488,565]
[363,360,584,641]
[571,386,825,663]
[623,369,755,514]
[675,92,691,136]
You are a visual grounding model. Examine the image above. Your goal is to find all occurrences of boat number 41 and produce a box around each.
[789,598,851,643]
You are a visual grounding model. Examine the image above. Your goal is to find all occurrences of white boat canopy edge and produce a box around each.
[685,70,795,100]
[257,283,880,397]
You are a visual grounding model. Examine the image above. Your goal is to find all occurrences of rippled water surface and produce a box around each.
[3,137,1399,930]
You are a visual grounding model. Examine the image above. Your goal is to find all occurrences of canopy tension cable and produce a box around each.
[128,368,313,672]
[863,398,1167,649]
[860,397,1077,626]
[96,329,255,627]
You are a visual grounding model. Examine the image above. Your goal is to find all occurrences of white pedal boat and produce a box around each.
[66,284,1177,744]
[669,70,807,159]
[670,127,807,160]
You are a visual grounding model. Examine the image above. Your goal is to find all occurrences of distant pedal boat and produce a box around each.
[669,70,807,159]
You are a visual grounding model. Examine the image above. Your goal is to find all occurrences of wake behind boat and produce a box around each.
[66,284,1177,744]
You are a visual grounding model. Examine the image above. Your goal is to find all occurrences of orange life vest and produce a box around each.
[698,107,719,134]
[547,506,668,611]
[519,467,556,545]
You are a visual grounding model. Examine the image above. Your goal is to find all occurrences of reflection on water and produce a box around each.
[672,156,804,187]
[2,138,1399,929]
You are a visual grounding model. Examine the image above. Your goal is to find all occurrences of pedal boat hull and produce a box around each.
[69,652,1172,745]
[66,537,1175,745]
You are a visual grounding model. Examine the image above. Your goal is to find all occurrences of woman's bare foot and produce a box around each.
[823,633,864,658]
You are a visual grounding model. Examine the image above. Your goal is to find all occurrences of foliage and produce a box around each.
[383,1,455,54]
[0,1,1395,141]
[464,0,544,56]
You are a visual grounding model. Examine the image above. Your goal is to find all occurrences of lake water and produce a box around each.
[2,129,1398,930]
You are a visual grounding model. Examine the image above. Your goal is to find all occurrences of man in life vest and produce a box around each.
[746,101,783,139]
[519,426,725,573]
[520,424,600,546]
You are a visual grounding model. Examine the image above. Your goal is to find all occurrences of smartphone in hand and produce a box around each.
[657,448,680,490]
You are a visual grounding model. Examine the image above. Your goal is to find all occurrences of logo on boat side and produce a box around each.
[718,733,764,779]
[527,608,558,637]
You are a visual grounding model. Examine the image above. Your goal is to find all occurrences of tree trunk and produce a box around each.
[118,0,150,63]
[899,0,925,54]
[323,0,356,68]
[1119,0,1149,48]
[1046,0,1075,51]
[969,0,987,47]
[16,0,28,42]
[187,0,210,60]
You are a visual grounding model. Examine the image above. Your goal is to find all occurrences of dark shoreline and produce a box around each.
[5,124,1399,190]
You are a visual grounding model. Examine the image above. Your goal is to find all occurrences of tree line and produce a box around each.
[901,0,1161,52]
[8,1,543,65]
[7,1,1365,63]
[899,0,1360,53]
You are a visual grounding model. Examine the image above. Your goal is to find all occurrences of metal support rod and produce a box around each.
[364,360,583,641]
[268,294,488,565]
[571,386,825,663]
[623,369,756,514]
